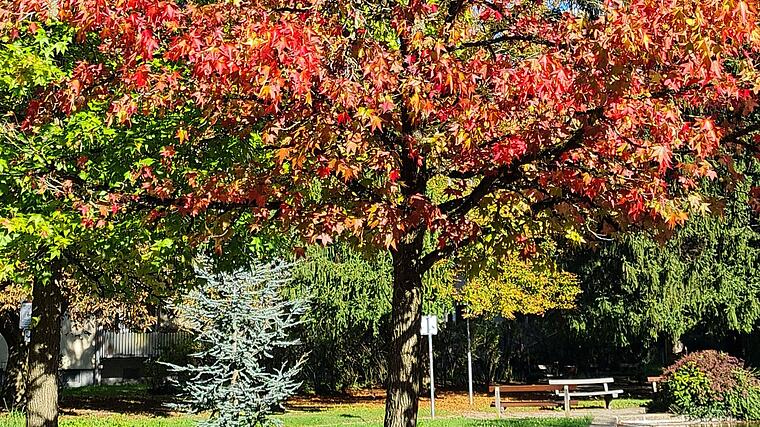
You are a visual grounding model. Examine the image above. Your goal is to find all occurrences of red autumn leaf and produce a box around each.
[133,66,149,88]
[336,111,351,125]
[160,145,176,158]
[317,165,331,178]
[139,29,159,59]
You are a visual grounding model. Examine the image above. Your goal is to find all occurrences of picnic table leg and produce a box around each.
[495,387,502,418]
[563,385,570,416]
[603,382,611,410]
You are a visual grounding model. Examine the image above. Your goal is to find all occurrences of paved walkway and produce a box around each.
[591,413,720,427]
[591,414,619,427]
[615,414,723,426]
[460,407,649,423]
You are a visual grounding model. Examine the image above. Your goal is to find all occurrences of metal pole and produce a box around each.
[428,331,435,418]
[495,386,502,418]
[94,323,101,385]
[467,318,474,406]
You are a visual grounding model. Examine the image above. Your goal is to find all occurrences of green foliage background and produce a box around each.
[558,156,760,366]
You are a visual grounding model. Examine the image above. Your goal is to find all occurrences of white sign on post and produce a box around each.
[19,302,32,343]
[420,315,438,336]
[420,315,437,418]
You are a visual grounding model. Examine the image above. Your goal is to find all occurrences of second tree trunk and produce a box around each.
[0,311,26,411]
[26,265,63,427]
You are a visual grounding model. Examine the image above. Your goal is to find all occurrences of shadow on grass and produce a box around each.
[59,384,177,417]
[282,405,327,413]
[339,413,362,419]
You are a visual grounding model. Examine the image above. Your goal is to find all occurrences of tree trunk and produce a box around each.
[1,310,26,411]
[1,311,26,411]
[384,237,424,427]
[25,264,63,427]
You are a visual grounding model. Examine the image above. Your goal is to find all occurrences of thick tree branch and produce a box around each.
[64,250,111,298]
[438,107,603,218]
[420,233,480,272]
[438,167,520,217]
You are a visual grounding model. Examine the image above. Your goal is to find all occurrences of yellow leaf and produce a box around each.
[176,128,188,144]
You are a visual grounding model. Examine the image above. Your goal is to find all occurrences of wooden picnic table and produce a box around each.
[647,375,664,393]
[548,377,624,415]
[489,384,578,417]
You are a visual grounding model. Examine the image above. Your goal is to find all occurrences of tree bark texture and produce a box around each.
[25,264,63,427]
[384,236,424,427]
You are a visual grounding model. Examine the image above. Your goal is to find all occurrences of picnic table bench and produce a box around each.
[489,384,578,416]
[549,377,624,414]
[647,375,664,393]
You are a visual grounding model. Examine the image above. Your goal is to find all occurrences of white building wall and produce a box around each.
[0,317,97,373]
[59,317,97,370]
[1,314,184,388]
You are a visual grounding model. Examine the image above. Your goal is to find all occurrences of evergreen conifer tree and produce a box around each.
[167,261,307,427]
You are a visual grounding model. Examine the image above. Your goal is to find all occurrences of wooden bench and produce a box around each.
[647,375,664,393]
[549,378,624,414]
[489,384,578,417]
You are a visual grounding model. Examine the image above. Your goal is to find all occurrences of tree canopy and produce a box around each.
[6,0,759,250]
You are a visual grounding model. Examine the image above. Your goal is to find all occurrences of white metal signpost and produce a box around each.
[420,315,438,418]
[19,302,32,343]
[466,318,474,406]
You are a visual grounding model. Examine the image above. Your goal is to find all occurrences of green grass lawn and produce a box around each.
[0,413,195,427]
[0,383,644,426]
[0,394,642,426]
[0,411,591,427]
[277,405,592,426]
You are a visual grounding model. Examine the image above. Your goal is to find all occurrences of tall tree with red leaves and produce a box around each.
[4,0,760,425]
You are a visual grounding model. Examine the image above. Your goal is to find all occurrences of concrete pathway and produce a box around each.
[592,413,740,427]
[615,414,739,426]
[591,414,619,427]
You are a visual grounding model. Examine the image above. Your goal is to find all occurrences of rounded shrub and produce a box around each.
[655,350,760,420]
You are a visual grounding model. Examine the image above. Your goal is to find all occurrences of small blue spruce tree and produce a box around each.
[167,260,307,427]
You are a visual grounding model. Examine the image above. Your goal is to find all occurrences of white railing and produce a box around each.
[98,330,192,359]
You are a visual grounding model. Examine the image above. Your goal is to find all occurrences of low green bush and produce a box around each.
[664,361,722,418]
[654,350,760,420]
